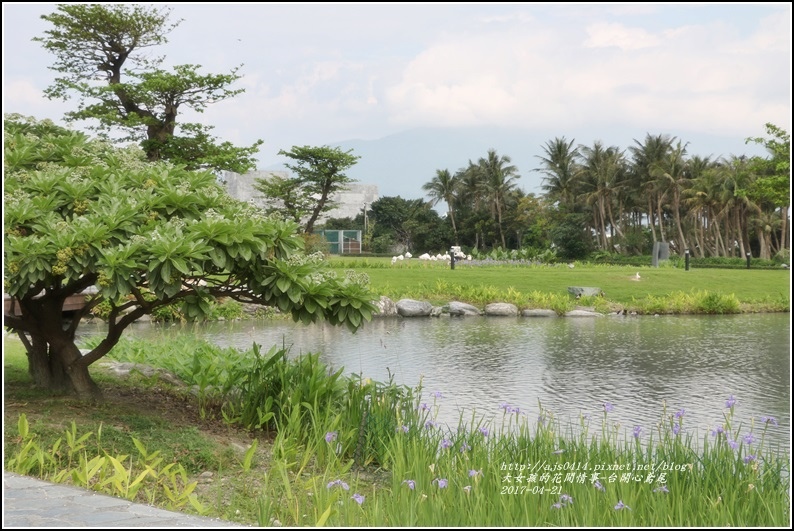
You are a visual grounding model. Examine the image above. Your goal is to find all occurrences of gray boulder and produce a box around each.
[484,302,519,316]
[97,361,186,386]
[396,299,433,317]
[567,287,604,297]
[564,309,604,317]
[448,301,481,316]
[521,309,558,317]
[373,296,397,317]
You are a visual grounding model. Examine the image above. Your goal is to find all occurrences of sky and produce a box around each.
[3,2,792,198]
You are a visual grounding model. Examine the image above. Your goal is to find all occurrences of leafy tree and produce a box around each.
[34,4,262,173]
[549,213,594,260]
[513,194,553,250]
[745,123,790,252]
[3,115,376,400]
[369,196,449,253]
[255,146,360,234]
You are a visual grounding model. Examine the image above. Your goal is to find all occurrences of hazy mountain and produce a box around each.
[265,126,768,201]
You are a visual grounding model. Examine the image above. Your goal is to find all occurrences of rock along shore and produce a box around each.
[374,297,616,318]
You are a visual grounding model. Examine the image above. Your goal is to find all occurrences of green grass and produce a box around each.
[327,257,790,311]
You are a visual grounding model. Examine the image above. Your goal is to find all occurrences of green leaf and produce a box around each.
[276,277,291,293]
[17,414,29,439]
[315,504,334,527]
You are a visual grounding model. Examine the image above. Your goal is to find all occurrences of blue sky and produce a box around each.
[3,3,791,197]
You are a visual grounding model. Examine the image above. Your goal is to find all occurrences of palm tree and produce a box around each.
[454,163,489,249]
[651,141,691,255]
[683,157,725,256]
[422,169,460,244]
[476,149,521,248]
[577,141,627,251]
[628,134,676,245]
[715,155,754,257]
[536,137,580,212]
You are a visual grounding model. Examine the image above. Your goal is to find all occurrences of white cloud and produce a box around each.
[2,2,789,170]
[583,22,662,50]
[2,78,70,119]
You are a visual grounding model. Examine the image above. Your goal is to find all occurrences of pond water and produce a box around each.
[80,313,791,452]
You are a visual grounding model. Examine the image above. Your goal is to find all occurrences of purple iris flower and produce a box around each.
[460,442,471,453]
[760,416,779,427]
[326,479,350,491]
[469,469,482,477]
[425,419,437,429]
[653,485,669,494]
[433,478,448,489]
[402,479,416,490]
[478,427,490,437]
[633,425,642,438]
[551,503,562,509]
[728,439,739,450]
[559,494,574,505]
[351,493,365,505]
[593,480,605,492]
[672,423,681,436]
[603,402,614,413]
[614,500,631,511]
[325,431,337,443]
[743,433,755,445]
[711,425,725,437]
[440,439,452,449]
[431,391,443,399]
[418,403,430,411]
[744,454,757,464]
[675,408,686,419]
[725,395,737,408]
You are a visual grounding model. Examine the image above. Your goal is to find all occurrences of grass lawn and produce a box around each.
[328,257,790,309]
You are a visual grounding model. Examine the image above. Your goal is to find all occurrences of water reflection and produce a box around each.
[80,313,791,452]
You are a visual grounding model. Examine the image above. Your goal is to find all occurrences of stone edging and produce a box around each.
[373,297,615,318]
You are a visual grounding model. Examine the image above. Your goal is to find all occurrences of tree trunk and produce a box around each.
[756,227,771,260]
[67,361,103,401]
[53,339,104,401]
[447,204,459,245]
[22,333,71,392]
[647,196,657,243]
[16,297,104,400]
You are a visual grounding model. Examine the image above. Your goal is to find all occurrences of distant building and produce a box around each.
[222,170,378,223]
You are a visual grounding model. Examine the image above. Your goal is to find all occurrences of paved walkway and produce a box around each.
[3,472,249,528]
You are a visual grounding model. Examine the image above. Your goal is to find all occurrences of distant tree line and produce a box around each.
[321,124,789,261]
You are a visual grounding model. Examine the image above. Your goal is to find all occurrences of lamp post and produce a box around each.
[362,203,368,235]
